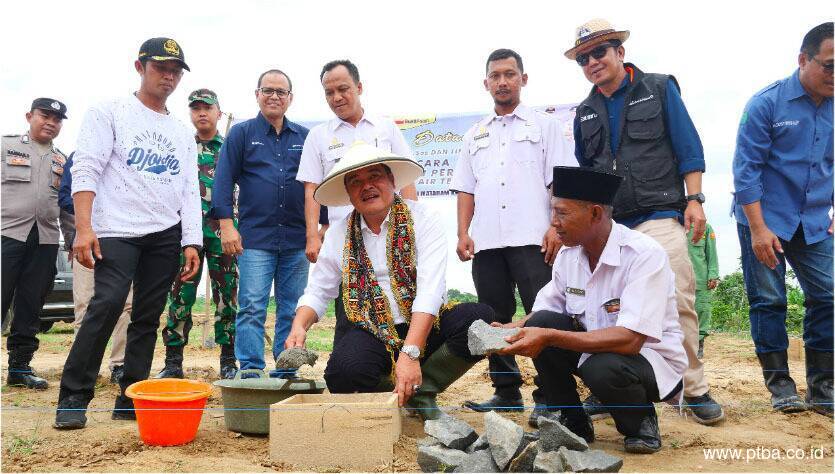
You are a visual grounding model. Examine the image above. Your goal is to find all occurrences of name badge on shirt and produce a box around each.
[566,287,585,296]
[7,149,30,159]
[603,298,621,313]
[473,126,489,141]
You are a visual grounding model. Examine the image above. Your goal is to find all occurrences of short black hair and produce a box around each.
[485,49,524,74]
[801,22,833,58]
[321,59,360,84]
[257,69,293,91]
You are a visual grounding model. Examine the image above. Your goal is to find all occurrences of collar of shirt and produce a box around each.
[255,112,303,137]
[595,66,634,97]
[359,208,392,236]
[786,68,814,103]
[195,132,224,147]
[328,112,378,132]
[481,103,533,127]
[572,221,624,273]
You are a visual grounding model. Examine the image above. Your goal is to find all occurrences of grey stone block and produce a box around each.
[417,445,469,473]
[274,347,318,369]
[508,440,538,472]
[533,450,565,473]
[467,319,520,355]
[417,436,442,448]
[539,416,589,452]
[424,416,478,451]
[465,434,489,453]
[453,449,500,473]
[483,411,524,470]
[558,446,623,473]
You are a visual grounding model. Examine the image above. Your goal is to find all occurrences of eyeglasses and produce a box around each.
[258,87,291,98]
[575,44,614,67]
[812,57,834,72]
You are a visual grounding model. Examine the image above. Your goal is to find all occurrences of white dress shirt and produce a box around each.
[451,104,577,253]
[532,222,688,399]
[297,113,414,224]
[296,200,447,324]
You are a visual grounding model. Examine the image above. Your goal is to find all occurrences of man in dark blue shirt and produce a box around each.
[733,22,833,416]
[212,69,310,376]
[566,19,724,429]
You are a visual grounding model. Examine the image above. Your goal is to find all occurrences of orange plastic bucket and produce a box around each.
[125,378,213,446]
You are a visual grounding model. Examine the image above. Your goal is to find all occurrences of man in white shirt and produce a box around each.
[54,37,202,430]
[286,142,495,421]
[498,166,687,454]
[452,49,577,426]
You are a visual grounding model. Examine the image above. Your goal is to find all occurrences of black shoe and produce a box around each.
[805,348,833,417]
[757,351,806,413]
[7,366,48,390]
[528,404,560,428]
[558,411,595,444]
[154,345,184,379]
[684,391,725,425]
[112,394,136,421]
[219,343,238,380]
[463,394,524,413]
[697,339,704,360]
[110,365,125,385]
[582,394,611,420]
[54,395,88,429]
[624,412,662,454]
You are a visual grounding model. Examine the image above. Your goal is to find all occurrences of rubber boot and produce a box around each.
[153,344,184,379]
[756,351,806,413]
[219,342,238,380]
[7,354,48,390]
[406,343,477,421]
[805,348,833,417]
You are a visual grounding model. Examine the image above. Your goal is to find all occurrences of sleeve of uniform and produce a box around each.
[664,78,706,176]
[180,138,202,247]
[732,94,772,206]
[615,246,672,343]
[531,250,567,313]
[412,206,447,316]
[705,224,719,280]
[450,128,476,194]
[296,221,343,321]
[71,105,115,195]
[212,124,243,219]
[543,114,578,188]
[296,127,325,184]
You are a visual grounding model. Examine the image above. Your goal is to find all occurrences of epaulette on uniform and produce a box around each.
[2,134,21,138]
[753,81,781,97]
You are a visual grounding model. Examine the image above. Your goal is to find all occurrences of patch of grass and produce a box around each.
[7,434,38,455]
[306,327,334,352]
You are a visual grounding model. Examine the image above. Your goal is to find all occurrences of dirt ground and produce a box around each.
[1,320,832,473]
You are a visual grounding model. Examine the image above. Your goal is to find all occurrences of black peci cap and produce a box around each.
[552,166,623,204]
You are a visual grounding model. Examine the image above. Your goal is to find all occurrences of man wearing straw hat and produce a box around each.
[498,166,687,453]
[565,19,724,426]
[285,142,496,420]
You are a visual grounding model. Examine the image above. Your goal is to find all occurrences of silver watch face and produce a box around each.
[402,345,420,359]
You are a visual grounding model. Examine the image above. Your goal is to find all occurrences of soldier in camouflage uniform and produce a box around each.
[156,89,239,380]
[687,221,719,359]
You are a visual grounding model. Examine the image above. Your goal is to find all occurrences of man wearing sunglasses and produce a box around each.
[733,22,833,417]
[212,70,310,378]
[567,19,724,426]
[55,37,201,429]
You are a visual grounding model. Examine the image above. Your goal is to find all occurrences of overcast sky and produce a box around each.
[2,0,829,293]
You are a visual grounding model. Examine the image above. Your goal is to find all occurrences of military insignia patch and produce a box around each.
[603,298,621,313]
[8,157,29,166]
[164,39,180,56]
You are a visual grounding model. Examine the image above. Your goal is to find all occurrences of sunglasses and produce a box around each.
[576,44,615,67]
[812,57,834,73]
[258,87,291,98]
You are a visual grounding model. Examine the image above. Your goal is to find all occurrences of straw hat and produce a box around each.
[313,141,424,207]
[564,19,630,60]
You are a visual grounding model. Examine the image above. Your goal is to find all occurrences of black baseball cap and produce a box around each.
[31,98,67,120]
[137,37,190,71]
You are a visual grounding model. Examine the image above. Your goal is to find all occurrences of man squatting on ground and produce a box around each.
[285,142,497,420]
[156,89,239,381]
[499,166,687,454]
[54,37,201,429]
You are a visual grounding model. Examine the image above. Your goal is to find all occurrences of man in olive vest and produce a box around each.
[566,18,724,425]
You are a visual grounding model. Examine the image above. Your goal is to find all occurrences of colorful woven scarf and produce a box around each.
[342,195,417,357]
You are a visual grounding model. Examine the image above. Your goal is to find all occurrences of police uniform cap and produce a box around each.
[31,98,67,120]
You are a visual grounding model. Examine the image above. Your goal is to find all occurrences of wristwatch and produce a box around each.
[685,193,706,204]
[400,344,421,361]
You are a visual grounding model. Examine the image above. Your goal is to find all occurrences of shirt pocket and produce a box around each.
[2,155,32,182]
[374,135,393,152]
[511,124,543,166]
[326,147,345,165]
[599,297,621,327]
[565,294,586,317]
[625,98,664,140]
[469,138,491,175]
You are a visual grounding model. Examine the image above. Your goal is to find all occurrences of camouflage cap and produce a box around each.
[188,89,219,107]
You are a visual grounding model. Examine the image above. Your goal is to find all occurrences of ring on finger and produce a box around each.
[412,384,421,392]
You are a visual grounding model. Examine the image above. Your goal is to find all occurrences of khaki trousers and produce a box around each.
[72,262,130,369]
[634,218,708,397]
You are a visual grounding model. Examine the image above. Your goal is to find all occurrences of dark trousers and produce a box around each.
[527,310,677,437]
[472,245,551,399]
[58,224,182,402]
[1,226,58,365]
[324,302,495,393]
